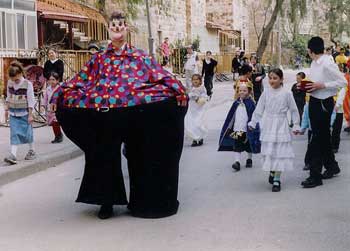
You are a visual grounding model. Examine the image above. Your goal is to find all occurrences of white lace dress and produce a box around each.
[185,85,208,141]
[248,87,300,171]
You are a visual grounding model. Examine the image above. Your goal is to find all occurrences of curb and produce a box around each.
[0,145,83,187]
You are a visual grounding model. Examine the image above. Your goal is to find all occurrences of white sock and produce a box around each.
[28,143,34,151]
[11,145,18,157]
[247,152,253,160]
[234,152,241,163]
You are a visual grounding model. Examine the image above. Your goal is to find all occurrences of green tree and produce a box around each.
[324,0,350,44]
[255,0,308,60]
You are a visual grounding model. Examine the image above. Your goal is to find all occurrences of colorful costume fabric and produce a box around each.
[51,43,187,109]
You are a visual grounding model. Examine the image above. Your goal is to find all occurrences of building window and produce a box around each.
[14,0,35,11]
[0,12,6,48]
[0,0,12,9]
[27,15,37,49]
[17,14,25,49]
[5,13,16,49]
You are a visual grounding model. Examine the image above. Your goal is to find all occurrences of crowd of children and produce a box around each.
[217,37,348,192]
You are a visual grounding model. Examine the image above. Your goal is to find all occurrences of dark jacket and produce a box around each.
[202,58,218,77]
[218,97,261,153]
[43,59,64,82]
[232,56,241,73]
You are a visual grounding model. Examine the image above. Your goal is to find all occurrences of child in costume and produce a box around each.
[185,74,208,146]
[218,83,261,171]
[4,61,36,165]
[248,68,300,192]
[41,72,64,143]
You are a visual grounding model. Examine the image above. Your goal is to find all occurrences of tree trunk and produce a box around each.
[256,0,284,60]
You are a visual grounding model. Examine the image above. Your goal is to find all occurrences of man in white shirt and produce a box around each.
[184,45,199,90]
[301,37,347,188]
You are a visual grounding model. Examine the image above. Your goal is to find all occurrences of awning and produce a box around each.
[37,0,106,24]
[39,11,88,23]
[219,30,241,39]
[206,21,230,30]
[37,1,88,22]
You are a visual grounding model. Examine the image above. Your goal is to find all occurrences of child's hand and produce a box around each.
[292,130,300,135]
[28,114,34,125]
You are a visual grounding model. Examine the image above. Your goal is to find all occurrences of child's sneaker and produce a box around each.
[272,181,281,192]
[246,159,253,168]
[4,154,17,165]
[24,150,36,160]
[232,161,240,171]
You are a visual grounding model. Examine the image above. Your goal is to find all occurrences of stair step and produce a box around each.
[73,32,85,38]
[79,36,90,42]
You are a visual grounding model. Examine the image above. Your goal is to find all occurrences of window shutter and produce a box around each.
[26,15,37,49]
[5,13,16,49]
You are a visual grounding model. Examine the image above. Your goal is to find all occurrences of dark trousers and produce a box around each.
[304,130,312,166]
[331,113,343,150]
[309,96,339,181]
[204,74,214,96]
[57,99,187,218]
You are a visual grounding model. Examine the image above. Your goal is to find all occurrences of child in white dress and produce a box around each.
[248,68,301,192]
[185,74,208,146]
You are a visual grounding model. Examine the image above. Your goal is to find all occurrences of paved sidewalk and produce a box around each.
[0,124,82,186]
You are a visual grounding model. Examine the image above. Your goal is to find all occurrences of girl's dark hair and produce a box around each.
[109,11,126,22]
[240,64,252,75]
[48,71,60,81]
[297,72,306,79]
[8,61,25,77]
[308,36,324,55]
[192,74,202,81]
[269,68,284,79]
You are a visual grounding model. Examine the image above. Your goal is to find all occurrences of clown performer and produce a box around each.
[50,11,188,220]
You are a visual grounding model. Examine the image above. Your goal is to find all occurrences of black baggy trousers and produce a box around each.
[308,96,339,181]
[56,99,187,218]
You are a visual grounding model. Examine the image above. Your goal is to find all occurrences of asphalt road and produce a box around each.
[0,70,349,251]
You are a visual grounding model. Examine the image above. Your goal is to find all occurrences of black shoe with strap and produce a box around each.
[322,167,340,179]
[272,181,281,192]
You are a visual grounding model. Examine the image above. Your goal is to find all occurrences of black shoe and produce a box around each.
[268,171,275,184]
[272,181,281,192]
[246,159,252,168]
[56,134,63,143]
[232,161,240,171]
[191,140,198,147]
[303,164,310,171]
[198,139,204,146]
[301,177,323,188]
[322,167,340,179]
[51,136,58,144]
[98,205,113,219]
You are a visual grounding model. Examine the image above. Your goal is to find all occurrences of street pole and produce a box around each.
[145,0,155,57]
